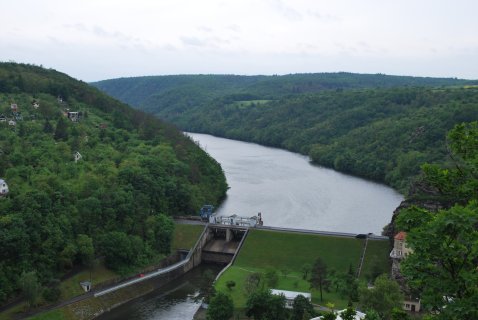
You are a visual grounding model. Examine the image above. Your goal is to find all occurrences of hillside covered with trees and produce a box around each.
[0,63,227,304]
[94,73,478,193]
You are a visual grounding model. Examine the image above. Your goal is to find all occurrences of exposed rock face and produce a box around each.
[383,178,450,238]
[384,177,451,297]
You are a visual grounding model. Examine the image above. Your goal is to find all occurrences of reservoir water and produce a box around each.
[188,132,403,234]
[98,133,403,319]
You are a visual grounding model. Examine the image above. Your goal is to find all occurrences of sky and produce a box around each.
[1,0,478,81]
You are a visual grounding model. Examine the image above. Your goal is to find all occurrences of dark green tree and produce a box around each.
[245,289,287,320]
[43,119,54,133]
[322,312,337,320]
[340,307,357,320]
[54,116,68,141]
[226,280,236,291]
[76,234,95,266]
[301,263,311,280]
[244,272,262,295]
[309,257,328,302]
[264,269,279,288]
[18,271,42,308]
[206,291,234,320]
[291,294,316,320]
[364,309,382,320]
[400,203,478,319]
[390,307,410,320]
[359,274,403,320]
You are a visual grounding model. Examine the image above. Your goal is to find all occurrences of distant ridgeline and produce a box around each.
[0,63,227,303]
[93,73,478,193]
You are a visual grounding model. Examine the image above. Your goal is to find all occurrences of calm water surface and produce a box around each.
[188,132,403,234]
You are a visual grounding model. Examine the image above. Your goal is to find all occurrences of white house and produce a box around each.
[32,101,40,109]
[67,111,80,122]
[0,179,9,196]
[8,120,16,126]
[10,103,18,112]
[403,296,421,312]
[80,280,92,292]
[74,151,82,163]
[270,289,311,309]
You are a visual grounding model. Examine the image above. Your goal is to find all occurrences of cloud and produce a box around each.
[268,0,303,21]
[306,10,340,22]
[64,23,143,44]
[227,24,241,33]
[180,36,208,47]
[197,26,213,33]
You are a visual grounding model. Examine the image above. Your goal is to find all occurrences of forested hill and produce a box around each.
[94,73,478,193]
[93,73,475,116]
[0,63,227,303]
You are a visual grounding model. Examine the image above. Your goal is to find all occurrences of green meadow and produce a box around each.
[215,229,390,309]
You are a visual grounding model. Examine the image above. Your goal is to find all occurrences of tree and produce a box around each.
[390,307,410,320]
[76,234,95,267]
[43,119,54,133]
[345,264,359,302]
[301,263,311,280]
[309,257,328,302]
[245,289,287,320]
[291,294,316,320]
[206,291,234,320]
[226,280,236,291]
[359,274,403,320]
[364,309,382,320]
[244,272,262,295]
[54,116,68,141]
[399,203,478,319]
[340,307,357,320]
[264,269,279,288]
[328,269,346,294]
[322,312,337,320]
[18,271,42,308]
[420,121,478,205]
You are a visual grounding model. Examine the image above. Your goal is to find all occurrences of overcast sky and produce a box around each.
[1,0,477,81]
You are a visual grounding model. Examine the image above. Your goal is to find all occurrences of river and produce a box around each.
[98,133,403,319]
[189,132,403,234]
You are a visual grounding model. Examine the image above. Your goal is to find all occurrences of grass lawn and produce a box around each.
[172,223,205,250]
[0,302,29,320]
[27,309,67,320]
[215,229,391,309]
[360,239,392,281]
[235,229,364,272]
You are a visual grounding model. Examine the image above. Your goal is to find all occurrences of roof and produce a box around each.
[271,289,311,300]
[0,179,6,184]
[395,231,407,240]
